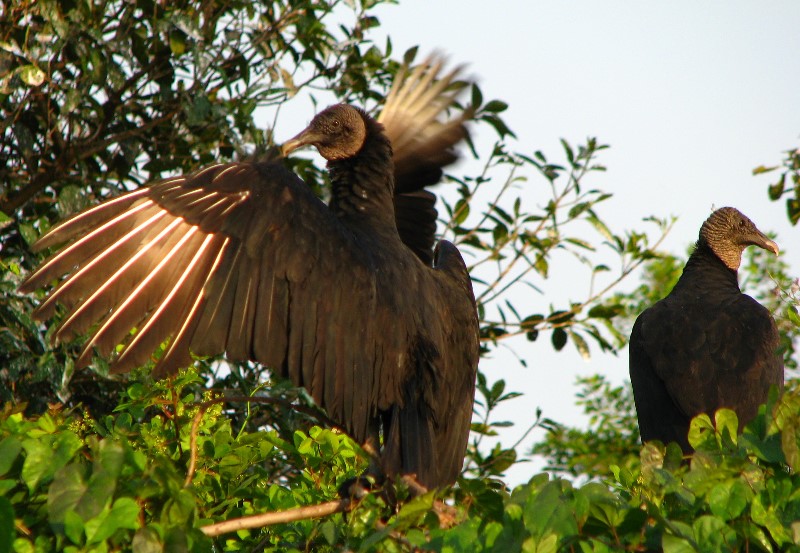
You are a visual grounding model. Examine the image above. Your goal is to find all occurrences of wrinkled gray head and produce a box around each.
[699,207,779,270]
[281,104,368,161]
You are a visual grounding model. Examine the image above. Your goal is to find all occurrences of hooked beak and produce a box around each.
[763,237,780,256]
[751,231,779,256]
[280,128,319,157]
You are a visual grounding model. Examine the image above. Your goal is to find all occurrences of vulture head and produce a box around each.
[281,104,369,161]
[699,207,779,270]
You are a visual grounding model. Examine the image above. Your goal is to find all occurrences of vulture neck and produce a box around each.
[675,241,741,294]
[328,120,397,231]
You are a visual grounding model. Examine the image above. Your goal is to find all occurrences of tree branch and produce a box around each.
[200,499,349,537]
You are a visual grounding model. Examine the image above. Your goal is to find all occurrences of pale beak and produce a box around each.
[764,238,780,256]
[751,231,779,256]
[280,128,318,157]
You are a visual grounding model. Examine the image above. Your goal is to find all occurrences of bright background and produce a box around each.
[367,0,800,484]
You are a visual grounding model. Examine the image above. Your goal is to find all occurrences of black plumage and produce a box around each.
[19,57,479,489]
[629,207,784,452]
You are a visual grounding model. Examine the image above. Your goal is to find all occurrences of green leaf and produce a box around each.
[662,534,696,553]
[551,328,567,351]
[688,414,716,451]
[568,202,591,219]
[19,65,46,86]
[86,497,140,544]
[186,96,212,126]
[587,304,622,319]
[0,437,22,476]
[781,415,800,471]
[714,408,738,446]
[0,497,13,553]
[22,432,82,493]
[169,31,186,55]
[470,82,483,110]
[787,305,800,327]
[131,528,163,552]
[586,214,615,243]
[693,515,734,552]
[57,185,88,217]
[396,494,434,522]
[768,173,786,200]
[18,223,39,245]
[48,463,89,527]
[482,100,508,113]
[569,331,590,360]
[752,164,778,175]
[787,198,800,225]
[521,480,578,539]
[523,533,558,553]
[319,519,338,545]
[751,493,791,545]
[708,481,749,521]
[453,199,470,226]
[63,509,84,545]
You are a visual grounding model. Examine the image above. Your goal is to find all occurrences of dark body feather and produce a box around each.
[629,207,784,452]
[20,58,478,489]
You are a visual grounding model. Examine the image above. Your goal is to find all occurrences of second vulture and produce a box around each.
[629,207,784,452]
[20,57,480,489]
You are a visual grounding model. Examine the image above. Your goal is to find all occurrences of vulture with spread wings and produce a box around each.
[629,207,784,452]
[20,57,480,489]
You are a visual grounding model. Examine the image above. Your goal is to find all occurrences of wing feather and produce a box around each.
[226,248,258,361]
[192,245,242,357]
[75,223,202,364]
[113,232,223,373]
[22,161,390,446]
[31,188,151,252]
[378,54,473,266]
[379,55,472,194]
[54,213,180,341]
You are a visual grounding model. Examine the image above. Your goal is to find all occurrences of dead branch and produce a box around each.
[200,499,349,537]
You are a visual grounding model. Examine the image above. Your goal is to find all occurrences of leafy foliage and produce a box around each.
[4,377,800,550]
[532,375,641,480]
[755,146,800,225]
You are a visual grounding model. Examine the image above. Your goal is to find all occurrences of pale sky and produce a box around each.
[370,0,800,484]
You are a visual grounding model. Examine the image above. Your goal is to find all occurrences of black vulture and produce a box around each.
[19,57,479,489]
[629,207,784,452]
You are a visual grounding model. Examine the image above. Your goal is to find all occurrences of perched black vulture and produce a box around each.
[629,207,784,452]
[19,57,479,489]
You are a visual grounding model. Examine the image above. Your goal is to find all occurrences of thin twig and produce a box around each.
[200,499,349,537]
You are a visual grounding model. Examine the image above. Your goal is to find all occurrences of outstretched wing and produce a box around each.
[379,55,473,265]
[20,160,392,440]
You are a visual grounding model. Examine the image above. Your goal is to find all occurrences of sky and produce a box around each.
[366,0,800,484]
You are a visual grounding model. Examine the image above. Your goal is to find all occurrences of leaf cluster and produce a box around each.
[532,375,641,480]
[4,376,800,551]
[755,146,800,225]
